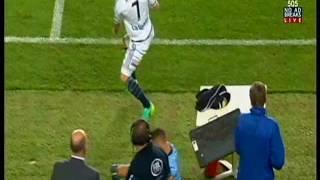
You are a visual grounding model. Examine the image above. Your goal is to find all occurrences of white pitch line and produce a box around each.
[5,36,316,46]
[50,0,65,38]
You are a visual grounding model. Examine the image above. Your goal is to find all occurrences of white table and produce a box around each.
[196,85,252,127]
[196,85,255,179]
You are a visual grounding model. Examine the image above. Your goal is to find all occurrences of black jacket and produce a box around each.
[127,143,170,180]
[51,157,100,180]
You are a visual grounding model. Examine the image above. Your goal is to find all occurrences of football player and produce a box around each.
[113,0,160,121]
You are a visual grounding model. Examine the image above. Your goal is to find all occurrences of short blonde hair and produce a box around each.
[250,81,267,107]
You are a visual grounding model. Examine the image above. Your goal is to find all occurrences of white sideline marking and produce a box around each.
[5,36,316,46]
[50,0,65,38]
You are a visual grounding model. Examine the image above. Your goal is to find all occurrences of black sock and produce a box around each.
[128,76,151,108]
[132,71,137,80]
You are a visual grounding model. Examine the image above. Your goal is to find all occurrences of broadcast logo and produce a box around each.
[283,0,303,24]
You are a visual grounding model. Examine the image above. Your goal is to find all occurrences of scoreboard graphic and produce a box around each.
[283,0,303,23]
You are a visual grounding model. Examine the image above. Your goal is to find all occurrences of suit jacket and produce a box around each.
[51,157,100,180]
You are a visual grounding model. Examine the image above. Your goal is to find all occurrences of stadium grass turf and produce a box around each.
[5,44,316,92]
[61,0,316,39]
[5,0,55,37]
[5,0,315,38]
[5,0,316,179]
[5,92,315,179]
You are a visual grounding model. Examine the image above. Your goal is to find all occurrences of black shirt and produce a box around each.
[127,143,170,180]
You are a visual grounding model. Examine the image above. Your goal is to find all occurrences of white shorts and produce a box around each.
[121,29,155,77]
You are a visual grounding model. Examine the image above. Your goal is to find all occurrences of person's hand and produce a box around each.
[122,34,130,50]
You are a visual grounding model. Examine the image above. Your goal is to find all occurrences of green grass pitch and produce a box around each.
[5,0,316,179]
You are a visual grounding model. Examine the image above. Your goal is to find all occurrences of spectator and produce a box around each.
[111,120,170,180]
[235,81,285,180]
[151,128,182,180]
[51,129,100,180]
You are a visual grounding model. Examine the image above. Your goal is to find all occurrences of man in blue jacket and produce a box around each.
[235,81,285,180]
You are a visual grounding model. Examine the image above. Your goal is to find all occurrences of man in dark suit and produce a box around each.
[51,129,100,180]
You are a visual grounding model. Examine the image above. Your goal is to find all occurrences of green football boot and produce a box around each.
[142,102,155,122]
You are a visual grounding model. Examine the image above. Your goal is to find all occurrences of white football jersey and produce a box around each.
[114,0,158,41]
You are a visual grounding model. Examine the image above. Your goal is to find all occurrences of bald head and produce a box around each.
[250,81,267,107]
[70,129,88,155]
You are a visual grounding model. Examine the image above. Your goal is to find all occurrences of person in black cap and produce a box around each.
[111,119,170,180]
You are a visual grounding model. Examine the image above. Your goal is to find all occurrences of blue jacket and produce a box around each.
[235,107,285,180]
[168,144,182,180]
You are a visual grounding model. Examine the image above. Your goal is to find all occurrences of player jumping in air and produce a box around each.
[113,0,159,121]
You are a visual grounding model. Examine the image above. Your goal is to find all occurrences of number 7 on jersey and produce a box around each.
[132,0,141,20]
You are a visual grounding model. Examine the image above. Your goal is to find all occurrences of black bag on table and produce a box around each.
[195,84,231,112]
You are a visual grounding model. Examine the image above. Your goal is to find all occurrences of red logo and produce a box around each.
[284,17,303,24]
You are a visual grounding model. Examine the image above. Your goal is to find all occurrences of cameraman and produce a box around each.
[112,119,170,180]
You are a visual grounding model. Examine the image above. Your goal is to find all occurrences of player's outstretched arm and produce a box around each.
[113,3,123,36]
[122,34,129,50]
[113,23,121,36]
